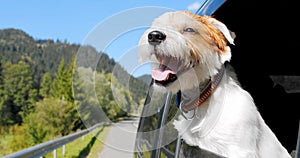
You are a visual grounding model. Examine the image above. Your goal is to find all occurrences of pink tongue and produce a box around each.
[152,69,176,81]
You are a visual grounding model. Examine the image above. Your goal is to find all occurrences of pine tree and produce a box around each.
[75,67,103,126]
[48,56,81,132]
[50,58,68,101]
[50,57,74,102]
[66,53,84,130]
[1,61,37,125]
[66,53,75,102]
[0,62,13,126]
[39,72,52,98]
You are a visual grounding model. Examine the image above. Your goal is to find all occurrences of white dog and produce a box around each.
[138,11,291,158]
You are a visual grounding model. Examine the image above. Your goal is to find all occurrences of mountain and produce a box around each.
[0,28,147,103]
[138,74,152,86]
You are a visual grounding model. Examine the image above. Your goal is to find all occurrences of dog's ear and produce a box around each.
[206,17,234,63]
[207,18,235,45]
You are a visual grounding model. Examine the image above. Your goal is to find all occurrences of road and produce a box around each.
[98,119,139,158]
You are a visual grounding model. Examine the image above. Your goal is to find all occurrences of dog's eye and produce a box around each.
[184,28,195,32]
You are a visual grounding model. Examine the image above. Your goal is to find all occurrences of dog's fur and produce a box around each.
[138,11,291,157]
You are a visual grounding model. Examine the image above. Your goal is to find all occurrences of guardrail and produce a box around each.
[3,123,105,158]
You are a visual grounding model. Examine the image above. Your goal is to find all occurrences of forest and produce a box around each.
[0,28,149,155]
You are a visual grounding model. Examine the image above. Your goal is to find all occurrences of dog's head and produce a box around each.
[138,11,235,92]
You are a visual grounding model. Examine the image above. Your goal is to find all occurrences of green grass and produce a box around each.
[0,134,13,155]
[43,125,111,158]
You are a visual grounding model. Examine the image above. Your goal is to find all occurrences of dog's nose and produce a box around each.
[148,30,166,45]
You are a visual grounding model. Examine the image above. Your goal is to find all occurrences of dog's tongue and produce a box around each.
[152,69,176,81]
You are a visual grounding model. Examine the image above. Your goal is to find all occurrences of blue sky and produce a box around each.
[0,0,205,77]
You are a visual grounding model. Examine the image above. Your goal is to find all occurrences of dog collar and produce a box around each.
[177,64,225,114]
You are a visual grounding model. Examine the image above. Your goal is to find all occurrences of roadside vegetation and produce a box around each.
[0,28,147,156]
[43,126,111,158]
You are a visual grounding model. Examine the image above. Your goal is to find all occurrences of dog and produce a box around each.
[138,11,291,158]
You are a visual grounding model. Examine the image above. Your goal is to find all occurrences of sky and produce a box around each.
[0,0,206,77]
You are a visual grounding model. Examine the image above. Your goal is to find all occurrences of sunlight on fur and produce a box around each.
[138,11,291,158]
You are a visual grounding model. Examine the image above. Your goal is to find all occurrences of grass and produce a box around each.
[0,134,13,155]
[43,125,111,158]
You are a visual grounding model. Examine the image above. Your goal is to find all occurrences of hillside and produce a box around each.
[138,74,152,86]
[0,28,147,103]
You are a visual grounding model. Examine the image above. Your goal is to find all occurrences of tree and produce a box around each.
[75,67,105,126]
[24,111,48,144]
[24,98,77,142]
[95,71,129,120]
[39,72,52,98]
[66,53,76,102]
[50,57,74,102]
[0,62,13,126]
[69,54,86,130]
[1,61,37,125]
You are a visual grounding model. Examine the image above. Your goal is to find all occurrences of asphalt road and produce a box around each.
[98,119,139,158]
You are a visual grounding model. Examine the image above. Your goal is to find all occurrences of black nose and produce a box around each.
[148,30,166,45]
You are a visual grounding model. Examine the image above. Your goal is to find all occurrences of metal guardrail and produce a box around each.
[3,123,104,158]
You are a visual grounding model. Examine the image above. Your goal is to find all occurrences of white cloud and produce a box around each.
[187,1,201,11]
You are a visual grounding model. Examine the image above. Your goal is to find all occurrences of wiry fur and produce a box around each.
[138,11,291,157]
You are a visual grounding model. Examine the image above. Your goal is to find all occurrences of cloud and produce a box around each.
[187,2,201,11]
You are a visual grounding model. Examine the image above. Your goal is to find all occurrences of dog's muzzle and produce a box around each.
[148,30,166,45]
[147,30,180,86]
